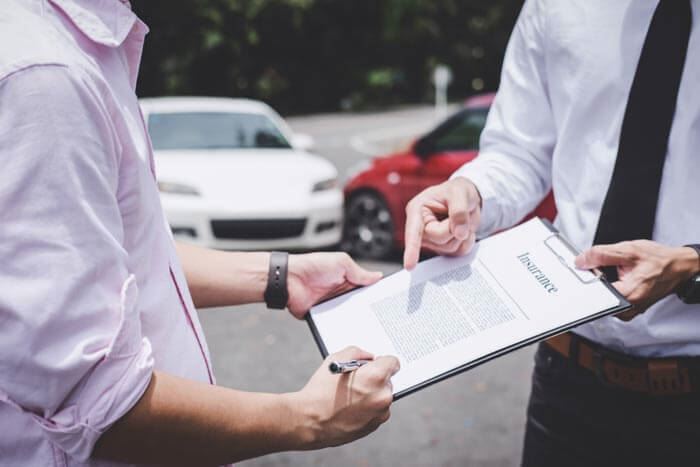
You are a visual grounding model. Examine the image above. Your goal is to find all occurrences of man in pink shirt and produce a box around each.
[0,0,398,465]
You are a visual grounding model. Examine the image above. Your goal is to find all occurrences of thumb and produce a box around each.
[358,355,401,384]
[575,244,630,269]
[345,256,383,286]
[373,355,401,377]
[449,178,481,241]
[611,279,635,299]
[447,188,470,241]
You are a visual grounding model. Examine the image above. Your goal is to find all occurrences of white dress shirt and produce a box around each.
[453,0,700,357]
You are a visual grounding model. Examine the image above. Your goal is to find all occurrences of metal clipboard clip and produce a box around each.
[544,234,602,284]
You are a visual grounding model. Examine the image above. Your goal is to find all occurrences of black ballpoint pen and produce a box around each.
[328,359,371,374]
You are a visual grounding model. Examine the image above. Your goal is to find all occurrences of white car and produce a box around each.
[140,97,343,250]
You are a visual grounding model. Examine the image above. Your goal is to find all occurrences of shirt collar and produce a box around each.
[48,0,146,47]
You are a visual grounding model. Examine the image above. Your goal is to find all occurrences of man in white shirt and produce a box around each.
[404,1,700,465]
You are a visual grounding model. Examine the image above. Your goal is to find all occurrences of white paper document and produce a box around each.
[308,218,628,398]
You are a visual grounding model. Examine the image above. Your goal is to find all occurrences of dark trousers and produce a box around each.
[522,343,700,467]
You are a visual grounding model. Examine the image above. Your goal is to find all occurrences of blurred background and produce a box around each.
[132,1,545,466]
[133,0,521,114]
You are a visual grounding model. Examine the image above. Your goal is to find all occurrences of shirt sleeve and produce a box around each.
[451,0,556,237]
[0,64,154,460]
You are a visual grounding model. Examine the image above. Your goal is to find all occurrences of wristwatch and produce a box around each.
[264,251,289,309]
[677,244,700,304]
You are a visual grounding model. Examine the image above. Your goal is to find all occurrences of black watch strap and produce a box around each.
[264,252,289,309]
[677,245,700,304]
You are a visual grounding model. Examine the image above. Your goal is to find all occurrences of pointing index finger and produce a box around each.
[403,201,425,270]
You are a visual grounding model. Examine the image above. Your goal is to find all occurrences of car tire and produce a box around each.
[342,191,395,260]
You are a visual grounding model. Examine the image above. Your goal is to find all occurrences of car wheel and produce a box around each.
[342,191,395,260]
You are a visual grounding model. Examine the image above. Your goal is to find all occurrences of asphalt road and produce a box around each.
[198,106,536,467]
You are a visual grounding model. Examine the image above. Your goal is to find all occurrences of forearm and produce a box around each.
[95,371,307,465]
[176,242,269,308]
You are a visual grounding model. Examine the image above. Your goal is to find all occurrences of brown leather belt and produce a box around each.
[544,332,696,396]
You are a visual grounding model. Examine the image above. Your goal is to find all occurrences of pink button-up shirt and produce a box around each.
[0,1,214,465]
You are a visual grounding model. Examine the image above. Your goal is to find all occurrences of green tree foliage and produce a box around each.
[134,0,523,114]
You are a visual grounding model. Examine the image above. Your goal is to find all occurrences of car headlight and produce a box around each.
[157,181,201,196]
[312,178,338,193]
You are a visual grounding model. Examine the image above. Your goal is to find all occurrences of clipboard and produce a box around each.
[306,218,631,401]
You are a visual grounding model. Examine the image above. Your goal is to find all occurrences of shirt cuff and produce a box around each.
[3,276,155,461]
[450,164,501,238]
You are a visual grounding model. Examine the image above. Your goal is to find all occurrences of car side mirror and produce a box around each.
[291,133,316,152]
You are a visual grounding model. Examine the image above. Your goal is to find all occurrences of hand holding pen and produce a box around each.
[295,347,399,447]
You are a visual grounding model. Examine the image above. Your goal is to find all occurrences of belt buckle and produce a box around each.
[647,360,691,396]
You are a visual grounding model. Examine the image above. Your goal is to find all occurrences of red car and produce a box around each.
[342,92,555,259]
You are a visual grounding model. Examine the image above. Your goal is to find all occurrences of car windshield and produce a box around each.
[148,111,292,150]
[428,107,489,153]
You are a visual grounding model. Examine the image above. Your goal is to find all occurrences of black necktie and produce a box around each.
[593,0,692,280]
